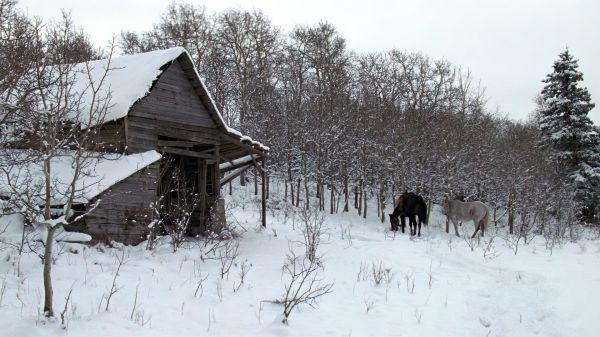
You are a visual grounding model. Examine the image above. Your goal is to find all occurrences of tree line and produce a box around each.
[119,3,597,230]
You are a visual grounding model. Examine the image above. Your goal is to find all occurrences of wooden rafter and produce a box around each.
[220,133,267,157]
[159,146,218,160]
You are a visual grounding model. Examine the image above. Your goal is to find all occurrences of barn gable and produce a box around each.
[83,48,267,158]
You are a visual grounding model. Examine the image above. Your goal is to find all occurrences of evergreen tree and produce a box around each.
[538,48,600,220]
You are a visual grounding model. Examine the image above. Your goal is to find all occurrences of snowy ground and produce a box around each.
[1,182,600,337]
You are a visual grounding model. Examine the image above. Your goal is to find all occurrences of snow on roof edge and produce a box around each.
[0,150,162,205]
[85,150,162,202]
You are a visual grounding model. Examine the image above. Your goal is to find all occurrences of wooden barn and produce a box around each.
[4,48,269,245]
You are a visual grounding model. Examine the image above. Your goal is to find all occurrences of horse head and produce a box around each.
[388,213,400,231]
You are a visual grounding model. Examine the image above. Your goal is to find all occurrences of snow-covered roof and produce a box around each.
[71,47,268,152]
[70,47,187,126]
[0,150,161,205]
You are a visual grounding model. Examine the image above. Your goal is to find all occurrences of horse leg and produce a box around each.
[401,216,406,233]
[471,220,481,238]
[413,217,418,236]
[417,218,422,237]
[451,219,460,237]
[480,220,485,237]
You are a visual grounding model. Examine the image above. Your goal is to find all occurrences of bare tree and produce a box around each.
[279,246,333,324]
[278,207,333,324]
[0,12,116,317]
[161,165,200,252]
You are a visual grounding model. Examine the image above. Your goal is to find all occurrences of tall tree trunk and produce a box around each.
[336,186,341,213]
[261,160,267,227]
[377,193,380,218]
[362,185,367,219]
[343,174,349,212]
[304,176,309,210]
[358,180,363,216]
[493,207,498,227]
[508,186,515,234]
[43,158,55,317]
[321,184,325,211]
[290,180,295,205]
[296,179,301,207]
[315,181,321,210]
[286,157,292,204]
[316,180,321,199]
[425,200,432,225]
[43,225,56,317]
[354,185,359,210]
[330,183,335,214]
[379,182,386,223]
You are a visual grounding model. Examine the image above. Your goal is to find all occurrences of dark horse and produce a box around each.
[388,192,427,236]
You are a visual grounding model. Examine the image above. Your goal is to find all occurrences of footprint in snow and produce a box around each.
[479,316,492,328]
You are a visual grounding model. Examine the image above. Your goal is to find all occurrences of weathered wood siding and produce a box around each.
[82,163,158,245]
[89,119,126,153]
[9,119,125,153]
[127,59,217,153]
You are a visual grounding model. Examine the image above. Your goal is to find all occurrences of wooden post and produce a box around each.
[198,158,207,231]
[123,117,129,153]
[266,175,270,200]
[214,145,221,197]
[261,158,267,227]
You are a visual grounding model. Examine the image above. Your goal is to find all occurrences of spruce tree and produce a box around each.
[538,48,600,220]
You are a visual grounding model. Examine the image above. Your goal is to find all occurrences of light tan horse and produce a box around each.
[442,199,489,238]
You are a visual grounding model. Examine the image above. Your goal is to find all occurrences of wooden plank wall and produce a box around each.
[90,119,126,153]
[82,163,159,245]
[127,59,217,153]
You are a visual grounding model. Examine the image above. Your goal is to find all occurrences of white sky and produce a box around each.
[17,0,600,123]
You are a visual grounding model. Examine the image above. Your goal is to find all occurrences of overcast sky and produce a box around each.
[17,0,600,123]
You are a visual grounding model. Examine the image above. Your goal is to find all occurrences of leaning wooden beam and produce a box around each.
[220,161,252,174]
[219,154,260,171]
[219,155,235,168]
[220,164,251,187]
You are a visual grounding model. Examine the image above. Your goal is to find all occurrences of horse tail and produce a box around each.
[482,204,489,230]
